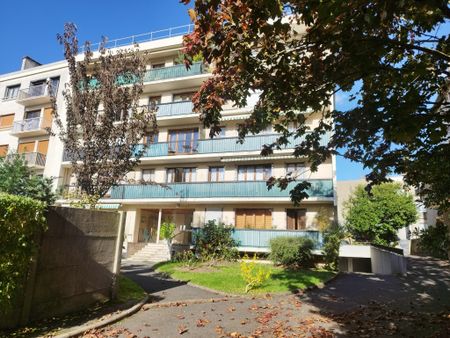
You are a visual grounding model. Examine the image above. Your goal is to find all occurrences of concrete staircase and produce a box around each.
[127,242,171,262]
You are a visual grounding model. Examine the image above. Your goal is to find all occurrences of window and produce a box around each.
[287,209,306,230]
[152,63,165,69]
[0,114,15,129]
[205,208,223,224]
[148,96,161,107]
[29,79,46,96]
[168,129,199,153]
[209,126,226,138]
[209,166,224,182]
[49,77,60,95]
[173,92,195,102]
[167,167,196,183]
[4,85,20,100]
[0,145,8,157]
[237,165,271,181]
[143,132,158,146]
[142,169,155,182]
[235,209,272,229]
[17,141,35,154]
[25,110,41,120]
[286,163,306,179]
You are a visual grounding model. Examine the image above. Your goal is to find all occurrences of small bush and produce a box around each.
[415,221,449,260]
[172,250,198,268]
[194,221,239,262]
[323,225,348,270]
[269,236,315,268]
[0,193,46,312]
[240,254,272,293]
[160,221,176,242]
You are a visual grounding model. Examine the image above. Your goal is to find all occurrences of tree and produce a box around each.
[344,182,417,246]
[52,23,157,207]
[181,0,450,212]
[0,154,55,205]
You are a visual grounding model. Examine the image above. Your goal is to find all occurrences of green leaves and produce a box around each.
[183,0,450,210]
[0,194,46,312]
[345,182,417,246]
[0,155,55,205]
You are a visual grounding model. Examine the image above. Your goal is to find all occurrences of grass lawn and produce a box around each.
[155,261,335,295]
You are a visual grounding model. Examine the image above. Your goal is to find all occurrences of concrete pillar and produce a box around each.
[156,208,162,243]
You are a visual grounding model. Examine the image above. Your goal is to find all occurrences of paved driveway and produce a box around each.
[89,257,449,337]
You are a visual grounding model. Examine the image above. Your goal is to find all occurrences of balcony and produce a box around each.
[63,132,331,162]
[16,84,54,106]
[20,152,46,169]
[11,117,51,137]
[192,228,323,250]
[109,180,333,200]
[144,62,204,82]
[156,101,193,118]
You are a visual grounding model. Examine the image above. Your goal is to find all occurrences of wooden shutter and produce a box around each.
[236,209,272,229]
[0,145,8,157]
[235,210,245,228]
[0,114,14,128]
[18,141,35,153]
[37,140,49,155]
[286,209,306,230]
[42,107,53,128]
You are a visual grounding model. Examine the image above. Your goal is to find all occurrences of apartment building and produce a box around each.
[0,25,336,257]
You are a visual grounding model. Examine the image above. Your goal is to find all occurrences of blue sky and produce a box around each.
[0,0,368,180]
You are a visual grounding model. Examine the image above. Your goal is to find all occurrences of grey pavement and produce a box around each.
[121,260,222,303]
[89,256,449,337]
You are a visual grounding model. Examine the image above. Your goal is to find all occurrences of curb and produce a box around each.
[54,295,149,338]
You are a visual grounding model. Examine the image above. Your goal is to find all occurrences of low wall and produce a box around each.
[370,246,407,275]
[2,207,120,329]
[339,244,407,275]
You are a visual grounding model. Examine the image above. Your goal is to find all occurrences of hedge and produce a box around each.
[0,193,46,312]
[269,236,315,267]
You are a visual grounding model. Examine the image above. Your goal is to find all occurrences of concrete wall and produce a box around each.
[1,207,120,329]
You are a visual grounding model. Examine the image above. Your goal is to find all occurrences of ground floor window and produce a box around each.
[235,209,272,229]
[286,209,306,230]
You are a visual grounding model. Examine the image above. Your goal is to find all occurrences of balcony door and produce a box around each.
[168,128,198,153]
[18,141,35,154]
[286,209,306,230]
[37,140,49,155]
[235,209,272,229]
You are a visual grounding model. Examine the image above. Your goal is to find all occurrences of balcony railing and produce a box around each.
[63,132,331,161]
[21,152,46,167]
[144,62,204,82]
[156,101,193,117]
[12,117,50,133]
[17,84,54,101]
[109,180,333,200]
[192,228,323,249]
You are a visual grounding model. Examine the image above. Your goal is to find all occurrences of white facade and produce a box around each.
[0,26,336,251]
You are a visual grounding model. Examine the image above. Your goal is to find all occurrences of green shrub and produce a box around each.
[160,221,176,242]
[415,221,449,260]
[194,221,239,261]
[0,154,55,205]
[323,225,348,270]
[240,254,272,293]
[0,193,47,311]
[269,236,315,267]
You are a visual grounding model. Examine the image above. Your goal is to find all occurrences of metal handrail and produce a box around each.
[17,84,48,100]
[80,24,194,53]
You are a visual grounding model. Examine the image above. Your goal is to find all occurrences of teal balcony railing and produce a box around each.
[63,132,330,161]
[192,228,323,249]
[133,132,330,158]
[157,101,193,117]
[110,180,333,200]
[144,62,204,82]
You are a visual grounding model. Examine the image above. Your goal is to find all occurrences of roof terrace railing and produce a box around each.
[81,24,194,53]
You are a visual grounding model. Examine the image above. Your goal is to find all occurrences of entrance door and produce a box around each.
[139,210,159,243]
[287,209,306,230]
